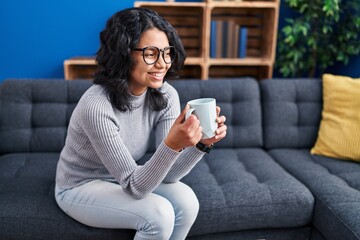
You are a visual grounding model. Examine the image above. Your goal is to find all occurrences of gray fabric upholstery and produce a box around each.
[187,227,312,240]
[183,148,313,236]
[142,78,314,237]
[0,80,92,154]
[311,229,327,240]
[268,149,360,240]
[261,78,360,240]
[0,153,136,240]
[170,78,263,148]
[1,78,359,240]
[260,79,322,149]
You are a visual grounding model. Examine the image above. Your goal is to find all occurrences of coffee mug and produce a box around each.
[185,98,217,139]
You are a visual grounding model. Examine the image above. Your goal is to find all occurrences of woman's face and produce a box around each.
[129,28,172,96]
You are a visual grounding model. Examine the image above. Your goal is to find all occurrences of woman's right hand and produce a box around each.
[164,105,203,152]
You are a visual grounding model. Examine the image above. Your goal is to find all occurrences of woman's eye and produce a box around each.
[145,53,156,58]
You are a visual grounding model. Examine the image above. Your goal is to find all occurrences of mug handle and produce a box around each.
[185,108,195,120]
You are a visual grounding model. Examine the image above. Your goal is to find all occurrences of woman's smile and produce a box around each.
[148,72,165,81]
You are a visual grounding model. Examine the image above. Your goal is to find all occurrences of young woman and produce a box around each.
[55,7,227,240]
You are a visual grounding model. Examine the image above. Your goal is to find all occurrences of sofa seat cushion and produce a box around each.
[0,151,314,239]
[269,149,360,240]
[0,153,135,240]
[179,148,314,236]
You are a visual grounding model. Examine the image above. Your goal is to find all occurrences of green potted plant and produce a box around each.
[276,0,360,78]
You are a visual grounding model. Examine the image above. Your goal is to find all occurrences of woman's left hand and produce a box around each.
[200,106,227,146]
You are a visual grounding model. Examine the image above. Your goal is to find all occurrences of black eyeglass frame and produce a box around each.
[133,46,176,65]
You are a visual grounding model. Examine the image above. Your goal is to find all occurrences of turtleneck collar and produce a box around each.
[129,88,148,104]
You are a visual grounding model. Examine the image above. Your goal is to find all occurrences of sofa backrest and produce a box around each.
[260,78,323,149]
[0,79,92,154]
[169,78,263,148]
[0,78,263,154]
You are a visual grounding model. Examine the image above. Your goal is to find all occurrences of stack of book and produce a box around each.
[210,20,248,58]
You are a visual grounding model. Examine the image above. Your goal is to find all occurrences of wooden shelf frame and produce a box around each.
[135,0,279,80]
[64,57,97,80]
[64,1,279,80]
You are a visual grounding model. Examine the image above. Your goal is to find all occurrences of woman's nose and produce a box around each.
[154,54,167,68]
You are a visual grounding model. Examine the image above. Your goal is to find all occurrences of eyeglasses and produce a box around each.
[133,46,176,65]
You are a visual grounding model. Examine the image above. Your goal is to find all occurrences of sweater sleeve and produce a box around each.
[163,147,205,183]
[154,84,206,183]
[79,94,182,199]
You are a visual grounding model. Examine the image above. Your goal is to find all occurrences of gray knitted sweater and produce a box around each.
[55,82,205,199]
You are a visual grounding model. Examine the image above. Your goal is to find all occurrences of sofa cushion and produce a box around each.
[0,153,136,240]
[311,74,360,162]
[0,80,92,154]
[187,227,312,240]
[181,148,314,236]
[261,79,322,149]
[0,151,314,239]
[138,147,314,237]
[170,78,263,148]
[269,149,360,240]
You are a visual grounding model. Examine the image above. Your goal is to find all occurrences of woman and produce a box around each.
[55,7,227,240]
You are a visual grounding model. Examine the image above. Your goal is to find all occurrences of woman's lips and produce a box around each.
[148,72,165,81]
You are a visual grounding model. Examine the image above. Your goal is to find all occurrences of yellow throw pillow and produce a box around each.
[311,74,360,162]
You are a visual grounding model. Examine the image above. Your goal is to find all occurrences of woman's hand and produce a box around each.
[165,105,203,152]
[200,106,227,146]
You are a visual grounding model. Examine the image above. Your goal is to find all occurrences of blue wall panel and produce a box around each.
[0,0,133,82]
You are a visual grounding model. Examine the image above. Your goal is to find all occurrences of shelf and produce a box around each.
[185,57,204,65]
[64,57,96,80]
[206,0,278,2]
[209,58,272,66]
[135,2,206,7]
[208,1,278,8]
[180,65,203,79]
[134,2,206,59]
[210,6,277,60]
[64,1,279,80]
[64,57,96,65]
[135,1,279,80]
[209,65,272,79]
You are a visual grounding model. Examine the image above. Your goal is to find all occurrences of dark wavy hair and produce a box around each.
[93,7,186,112]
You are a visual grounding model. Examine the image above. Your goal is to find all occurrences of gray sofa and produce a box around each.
[0,78,359,240]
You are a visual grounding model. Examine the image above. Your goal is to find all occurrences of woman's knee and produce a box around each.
[142,197,175,239]
[158,182,199,224]
[178,184,200,220]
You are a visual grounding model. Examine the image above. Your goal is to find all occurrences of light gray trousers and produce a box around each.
[55,180,199,240]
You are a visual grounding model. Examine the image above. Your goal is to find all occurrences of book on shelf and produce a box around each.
[238,27,248,58]
[209,19,248,59]
[215,20,224,58]
[222,21,228,58]
[233,24,239,58]
[226,21,235,58]
[210,20,217,58]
